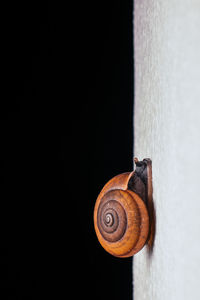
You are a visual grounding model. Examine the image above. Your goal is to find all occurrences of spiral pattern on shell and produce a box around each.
[94,187,149,257]
[97,198,127,242]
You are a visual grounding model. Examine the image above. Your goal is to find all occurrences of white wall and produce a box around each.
[134,1,200,299]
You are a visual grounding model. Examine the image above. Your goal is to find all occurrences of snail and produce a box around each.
[93,158,154,258]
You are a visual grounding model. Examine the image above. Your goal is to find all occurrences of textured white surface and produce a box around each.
[134,1,200,299]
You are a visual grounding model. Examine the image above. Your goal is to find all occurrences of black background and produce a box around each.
[1,1,134,299]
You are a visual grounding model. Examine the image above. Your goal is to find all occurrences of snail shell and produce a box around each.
[93,172,149,257]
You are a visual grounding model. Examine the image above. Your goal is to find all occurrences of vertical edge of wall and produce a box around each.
[133,1,200,299]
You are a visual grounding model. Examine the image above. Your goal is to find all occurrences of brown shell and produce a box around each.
[93,172,149,258]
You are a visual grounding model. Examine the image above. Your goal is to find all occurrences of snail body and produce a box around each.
[94,159,153,258]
